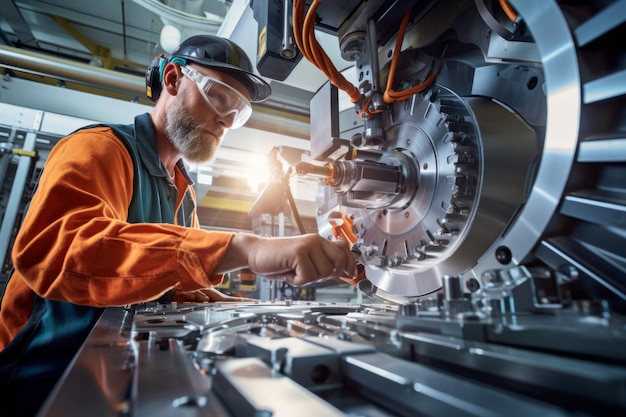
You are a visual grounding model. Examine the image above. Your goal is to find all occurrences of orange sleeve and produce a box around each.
[11,127,233,307]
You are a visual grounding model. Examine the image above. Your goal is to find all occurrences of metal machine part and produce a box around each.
[313,86,537,297]
[38,297,626,417]
[299,0,626,311]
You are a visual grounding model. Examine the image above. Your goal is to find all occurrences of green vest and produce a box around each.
[110,112,196,226]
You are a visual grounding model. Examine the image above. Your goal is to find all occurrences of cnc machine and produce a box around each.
[40,1,626,416]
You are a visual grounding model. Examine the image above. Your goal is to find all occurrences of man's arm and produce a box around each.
[217,233,358,287]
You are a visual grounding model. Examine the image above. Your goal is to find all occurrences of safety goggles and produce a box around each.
[181,65,252,129]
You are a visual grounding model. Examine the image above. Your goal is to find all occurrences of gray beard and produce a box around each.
[165,97,218,164]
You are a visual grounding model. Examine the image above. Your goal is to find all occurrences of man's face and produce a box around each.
[165,85,218,163]
[165,65,251,163]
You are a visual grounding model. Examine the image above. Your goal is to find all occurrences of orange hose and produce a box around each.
[383,7,410,103]
[387,71,438,101]
[294,1,439,108]
[304,1,327,70]
[499,0,518,21]
[357,96,385,120]
[383,6,438,104]
[294,0,361,103]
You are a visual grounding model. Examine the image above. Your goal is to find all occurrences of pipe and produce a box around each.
[0,44,145,94]
[0,45,311,139]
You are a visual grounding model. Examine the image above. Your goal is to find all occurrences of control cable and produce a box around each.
[293,0,361,103]
[383,6,438,104]
[499,0,518,21]
[293,2,440,112]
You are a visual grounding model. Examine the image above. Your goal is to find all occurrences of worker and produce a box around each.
[0,35,357,417]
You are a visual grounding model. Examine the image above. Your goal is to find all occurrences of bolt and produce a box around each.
[387,257,402,267]
[482,271,497,284]
[466,277,480,292]
[495,246,512,265]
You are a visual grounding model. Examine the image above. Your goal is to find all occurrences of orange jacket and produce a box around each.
[0,116,231,348]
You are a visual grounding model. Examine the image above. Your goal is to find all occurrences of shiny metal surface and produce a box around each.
[39,297,626,416]
[316,77,537,298]
[307,0,626,306]
[213,357,347,417]
[37,308,133,417]
[464,0,582,286]
[343,353,569,417]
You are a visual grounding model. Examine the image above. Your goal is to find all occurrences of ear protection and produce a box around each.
[145,54,187,102]
[145,54,166,102]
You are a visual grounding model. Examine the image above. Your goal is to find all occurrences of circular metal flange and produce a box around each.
[317,85,537,297]
[465,0,582,286]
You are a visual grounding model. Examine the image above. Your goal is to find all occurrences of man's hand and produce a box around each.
[219,233,358,287]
